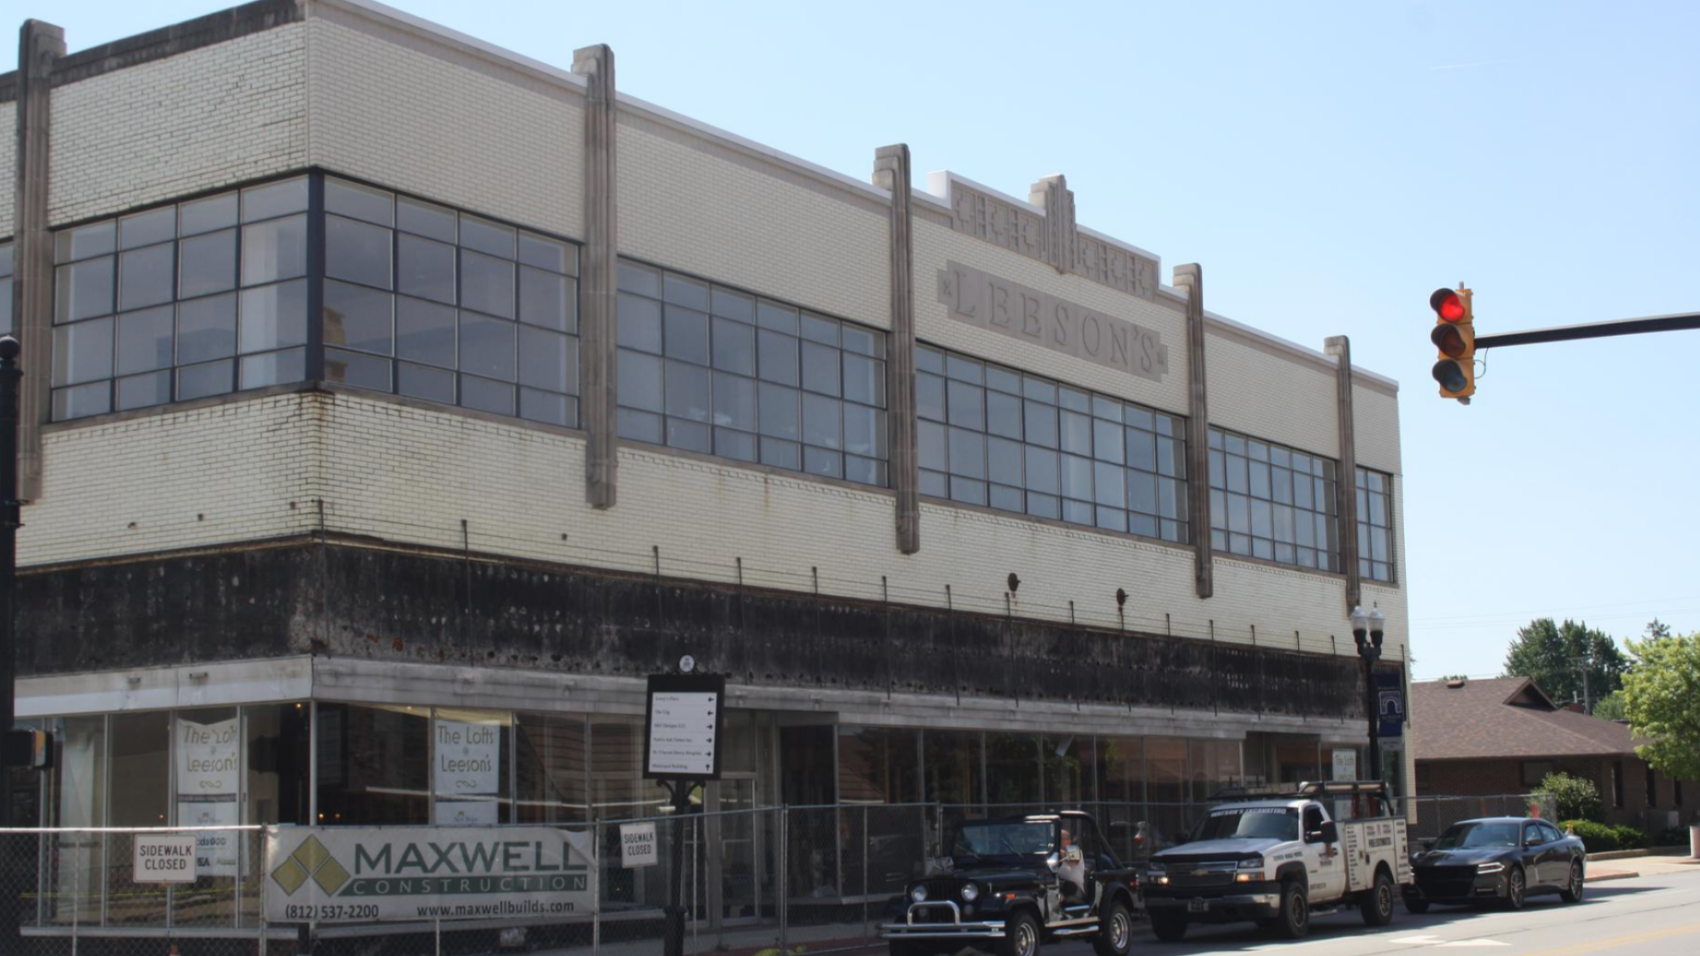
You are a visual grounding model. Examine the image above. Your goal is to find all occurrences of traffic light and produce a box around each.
[1430,285,1475,402]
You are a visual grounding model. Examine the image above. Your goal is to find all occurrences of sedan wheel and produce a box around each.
[1503,866,1526,911]
[1559,862,1585,904]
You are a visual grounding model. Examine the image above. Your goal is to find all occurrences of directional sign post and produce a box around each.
[643,668,724,956]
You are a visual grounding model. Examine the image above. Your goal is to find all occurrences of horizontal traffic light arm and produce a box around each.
[1473,310,1700,349]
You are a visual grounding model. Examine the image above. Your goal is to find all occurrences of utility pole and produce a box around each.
[1571,655,1593,714]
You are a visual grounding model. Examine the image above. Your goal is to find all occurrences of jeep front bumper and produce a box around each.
[879,900,1006,940]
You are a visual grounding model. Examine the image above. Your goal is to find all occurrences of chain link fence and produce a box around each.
[1408,792,1553,843]
[0,801,1226,955]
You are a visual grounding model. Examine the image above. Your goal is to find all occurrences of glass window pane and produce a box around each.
[618,350,663,413]
[666,418,711,453]
[801,341,840,396]
[1061,453,1093,500]
[56,221,116,263]
[52,382,109,419]
[241,177,308,222]
[804,446,842,479]
[518,387,573,427]
[518,233,572,273]
[757,330,799,385]
[1093,418,1124,463]
[178,359,234,400]
[56,257,115,322]
[116,370,172,411]
[946,381,983,429]
[1097,506,1128,533]
[945,352,982,384]
[396,297,457,367]
[1161,476,1186,521]
[326,178,394,226]
[987,390,1021,440]
[1022,375,1056,404]
[325,348,391,391]
[460,216,515,258]
[1127,470,1157,515]
[617,261,661,297]
[1371,526,1390,562]
[801,313,837,346]
[846,455,885,486]
[177,293,237,365]
[918,420,947,472]
[120,207,176,250]
[761,437,801,470]
[397,196,457,242]
[179,193,237,236]
[1226,454,1248,494]
[757,300,798,333]
[519,265,570,331]
[843,402,884,458]
[843,353,883,407]
[1060,409,1092,455]
[115,305,176,375]
[985,365,1020,394]
[1094,460,1124,506]
[1058,386,1089,413]
[1127,427,1156,472]
[920,469,948,497]
[1272,467,1293,504]
[461,375,514,414]
[1228,493,1250,533]
[240,347,305,388]
[618,292,662,353]
[916,345,944,375]
[711,317,755,375]
[461,250,515,318]
[460,313,516,380]
[178,229,237,299]
[1028,492,1060,520]
[618,407,662,443]
[664,306,709,364]
[1250,460,1271,499]
[323,280,393,355]
[802,393,841,449]
[917,372,945,422]
[1369,491,1388,525]
[664,359,711,423]
[396,234,456,304]
[398,362,455,403]
[518,325,573,392]
[119,243,175,311]
[1024,401,1057,448]
[712,372,756,430]
[948,427,985,479]
[841,324,878,357]
[0,277,10,335]
[238,279,308,353]
[950,476,987,505]
[757,382,799,439]
[711,287,754,323]
[326,215,393,289]
[1024,446,1059,495]
[989,484,1023,512]
[53,317,114,386]
[1274,504,1295,543]
[662,273,708,311]
[241,214,307,286]
[716,427,757,461]
[1063,498,1094,525]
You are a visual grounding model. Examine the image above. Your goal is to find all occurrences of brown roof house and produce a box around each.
[1411,676,1698,831]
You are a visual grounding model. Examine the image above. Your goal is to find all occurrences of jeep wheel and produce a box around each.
[1502,866,1526,911]
[1150,913,1188,942]
[997,911,1041,956]
[1274,879,1311,939]
[1559,861,1585,904]
[1360,869,1396,927]
[1093,898,1134,956]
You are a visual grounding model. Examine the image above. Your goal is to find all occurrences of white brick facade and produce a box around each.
[0,101,14,235]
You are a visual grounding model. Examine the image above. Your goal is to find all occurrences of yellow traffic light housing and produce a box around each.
[1430,285,1475,402]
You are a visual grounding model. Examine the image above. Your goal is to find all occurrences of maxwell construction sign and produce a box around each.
[265,827,594,923]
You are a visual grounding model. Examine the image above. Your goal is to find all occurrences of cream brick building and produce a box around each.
[2,0,1411,938]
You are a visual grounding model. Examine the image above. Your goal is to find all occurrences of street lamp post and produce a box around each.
[1351,605,1386,782]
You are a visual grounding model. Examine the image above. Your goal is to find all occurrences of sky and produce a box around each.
[10,1,1698,681]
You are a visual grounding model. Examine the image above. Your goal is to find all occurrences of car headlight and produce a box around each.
[1476,862,1505,875]
[961,882,980,902]
[1237,857,1264,870]
[910,885,927,903]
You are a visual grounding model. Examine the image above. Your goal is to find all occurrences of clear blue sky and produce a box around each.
[13,1,1699,681]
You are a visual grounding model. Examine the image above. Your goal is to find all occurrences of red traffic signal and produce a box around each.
[1429,285,1476,401]
[1430,288,1466,322]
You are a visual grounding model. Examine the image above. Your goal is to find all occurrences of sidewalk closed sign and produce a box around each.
[134,835,198,883]
[620,823,657,868]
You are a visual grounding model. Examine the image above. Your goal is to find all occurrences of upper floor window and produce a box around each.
[614,260,889,487]
[1209,427,1340,571]
[917,344,1190,544]
[51,177,310,419]
[1357,467,1395,582]
[321,177,580,425]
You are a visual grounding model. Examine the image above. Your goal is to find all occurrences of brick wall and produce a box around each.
[1419,755,1700,832]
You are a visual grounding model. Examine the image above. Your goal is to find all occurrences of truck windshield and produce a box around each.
[1435,822,1520,849]
[952,821,1053,859]
[1190,807,1299,843]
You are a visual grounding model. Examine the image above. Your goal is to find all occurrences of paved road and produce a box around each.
[1033,865,1700,956]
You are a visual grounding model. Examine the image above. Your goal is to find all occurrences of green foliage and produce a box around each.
[1592,689,1628,721]
[1535,772,1603,824]
[1656,827,1693,848]
[1503,619,1628,706]
[1624,633,1700,782]
[1612,825,1649,850]
[1561,820,1618,853]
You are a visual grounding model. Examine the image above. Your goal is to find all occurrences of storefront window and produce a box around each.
[986,733,1039,808]
[50,716,104,926]
[110,710,170,924]
[1189,739,1242,802]
[1096,735,1144,805]
[838,727,920,804]
[316,703,429,825]
[591,716,669,820]
[516,712,588,823]
[247,702,311,825]
[1042,735,1091,807]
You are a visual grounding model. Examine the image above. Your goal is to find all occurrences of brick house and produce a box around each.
[1412,676,1698,831]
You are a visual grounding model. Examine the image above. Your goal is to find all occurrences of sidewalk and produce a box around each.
[1588,853,1700,883]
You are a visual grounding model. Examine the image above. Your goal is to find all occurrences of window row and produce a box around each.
[1208,427,1343,572]
[916,344,1190,543]
[1356,467,1396,582]
[615,259,889,486]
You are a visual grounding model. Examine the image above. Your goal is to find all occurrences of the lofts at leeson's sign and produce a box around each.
[937,262,1169,383]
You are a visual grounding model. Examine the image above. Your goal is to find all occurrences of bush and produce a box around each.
[1612,825,1649,850]
[1562,820,1619,853]
[1535,772,1604,823]
[1656,826,1694,848]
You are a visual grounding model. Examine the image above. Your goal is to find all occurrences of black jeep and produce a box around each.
[880,811,1140,956]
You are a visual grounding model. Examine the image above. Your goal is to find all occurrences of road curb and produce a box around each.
[1587,869,1638,883]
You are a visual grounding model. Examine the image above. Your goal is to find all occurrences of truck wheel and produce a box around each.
[1559,862,1585,904]
[1502,866,1526,911]
[1150,914,1188,942]
[1405,897,1430,914]
[1274,879,1311,939]
[996,911,1041,956]
[1093,898,1135,956]
[1360,869,1395,926]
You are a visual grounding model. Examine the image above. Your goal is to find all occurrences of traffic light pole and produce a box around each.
[1473,310,1700,350]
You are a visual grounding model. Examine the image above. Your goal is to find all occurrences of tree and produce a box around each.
[1645,618,1672,640]
[1591,689,1628,721]
[1502,618,1628,708]
[1623,633,1700,782]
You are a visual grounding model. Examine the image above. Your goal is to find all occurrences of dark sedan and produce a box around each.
[1405,817,1586,912]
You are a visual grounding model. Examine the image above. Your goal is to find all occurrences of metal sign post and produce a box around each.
[643,661,724,956]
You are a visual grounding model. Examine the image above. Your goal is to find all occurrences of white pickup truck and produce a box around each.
[1141,780,1412,941]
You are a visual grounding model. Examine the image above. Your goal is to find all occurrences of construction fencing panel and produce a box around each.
[1408,792,1553,843]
